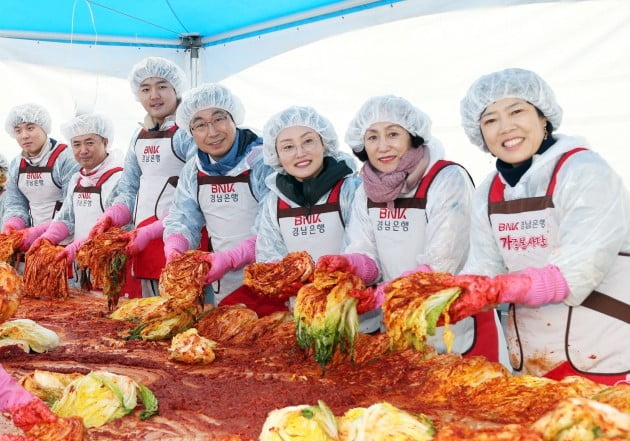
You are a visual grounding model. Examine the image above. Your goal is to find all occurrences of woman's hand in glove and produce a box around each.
[348,285,385,314]
[494,265,569,306]
[316,253,379,284]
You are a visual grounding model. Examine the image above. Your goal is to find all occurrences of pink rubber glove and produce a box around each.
[20,220,52,251]
[316,253,379,284]
[0,365,38,412]
[495,265,569,306]
[317,254,352,272]
[89,203,132,238]
[360,264,431,315]
[349,284,385,314]
[55,237,86,264]
[200,236,256,284]
[400,263,433,278]
[125,219,164,256]
[164,233,189,263]
[2,217,26,234]
[28,221,69,251]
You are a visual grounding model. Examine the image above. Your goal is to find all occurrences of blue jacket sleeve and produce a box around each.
[338,175,362,251]
[2,156,31,227]
[248,152,274,203]
[172,129,198,161]
[106,131,142,213]
[255,192,289,262]
[53,173,79,235]
[53,146,80,201]
[162,158,206,248]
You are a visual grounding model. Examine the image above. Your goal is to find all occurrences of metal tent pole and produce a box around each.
[180,33,202,87]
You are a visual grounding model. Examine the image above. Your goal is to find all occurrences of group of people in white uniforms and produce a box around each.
[1,60,628,384]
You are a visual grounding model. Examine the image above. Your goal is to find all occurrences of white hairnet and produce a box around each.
[263,106,339,172]
[5,103,52,137]
[60,113,114,145]
[345,95,432,153]
[128,56,188,99]
[460,68,563,151]
[175,83,245,136]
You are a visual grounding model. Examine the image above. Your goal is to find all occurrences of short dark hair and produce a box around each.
[534,106,554,133]
[352,134,425,162]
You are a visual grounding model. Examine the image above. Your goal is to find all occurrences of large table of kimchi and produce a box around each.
[0,289,620,440]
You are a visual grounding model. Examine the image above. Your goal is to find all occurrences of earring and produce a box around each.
[543,126,548,140]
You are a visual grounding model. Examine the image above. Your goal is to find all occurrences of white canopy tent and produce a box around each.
[1,0,628,186]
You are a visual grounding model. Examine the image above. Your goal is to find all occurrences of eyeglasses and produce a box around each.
[277,136,323,156]
[190,112,230,133]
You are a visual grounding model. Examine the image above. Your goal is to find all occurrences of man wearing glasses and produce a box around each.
[162,83,273,306]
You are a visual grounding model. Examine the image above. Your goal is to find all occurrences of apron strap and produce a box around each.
[581,291,630,324]
[546,147,588,195]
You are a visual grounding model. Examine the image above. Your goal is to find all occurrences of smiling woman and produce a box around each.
[315,95,506,358]
[252,105,383,328]
[362,121,417,173]
[479,99,548,167]
[459,67,630,384]
[276,125,327,181]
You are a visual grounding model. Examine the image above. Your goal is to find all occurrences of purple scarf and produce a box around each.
[360,146,430,207]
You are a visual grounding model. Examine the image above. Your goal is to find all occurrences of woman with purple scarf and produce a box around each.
[316,95,507,363]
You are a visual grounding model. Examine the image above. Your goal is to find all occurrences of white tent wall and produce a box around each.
[0,38,188,80]
[219,0,630,185]
[1,0,629,187]
[0,60,145,158]
[196,0,562,81]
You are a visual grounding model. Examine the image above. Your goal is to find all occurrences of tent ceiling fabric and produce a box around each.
[0,0,563,81]
[0,0,395,47]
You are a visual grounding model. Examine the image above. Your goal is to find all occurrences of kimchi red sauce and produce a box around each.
[1,291,601,440]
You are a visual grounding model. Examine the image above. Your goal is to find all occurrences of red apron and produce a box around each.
[219,285,288,317]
